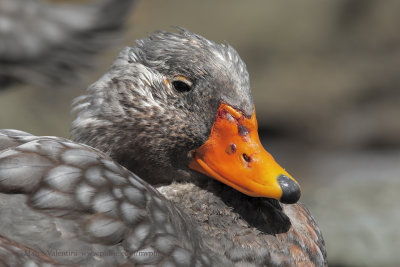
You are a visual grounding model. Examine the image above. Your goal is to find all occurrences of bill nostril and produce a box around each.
[278,174,301,204]
[242,153,251,162]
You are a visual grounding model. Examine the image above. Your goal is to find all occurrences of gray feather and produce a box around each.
[0,0,136,87]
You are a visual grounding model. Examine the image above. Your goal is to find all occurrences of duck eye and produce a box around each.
[172,80,191,92]
[171,76,192,92]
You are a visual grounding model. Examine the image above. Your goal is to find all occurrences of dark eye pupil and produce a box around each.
[172,81,191,92]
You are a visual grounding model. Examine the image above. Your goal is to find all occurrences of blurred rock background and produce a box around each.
[1,0,399,266]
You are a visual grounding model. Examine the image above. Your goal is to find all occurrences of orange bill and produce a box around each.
[189,103,301,204]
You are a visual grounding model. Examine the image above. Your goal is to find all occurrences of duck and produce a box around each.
[0,0,136,88]
[0,29,327,266]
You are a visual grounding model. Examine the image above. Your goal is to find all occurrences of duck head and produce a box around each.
[72,29,301,204]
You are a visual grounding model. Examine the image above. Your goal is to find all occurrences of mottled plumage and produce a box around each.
[0,130,222,266]
[71,30,253,185]
[0,30,327,266]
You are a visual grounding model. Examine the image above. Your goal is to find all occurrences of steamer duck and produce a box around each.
[0,29,326,266]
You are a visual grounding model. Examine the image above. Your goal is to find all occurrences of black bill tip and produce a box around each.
[278,174,301,204]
